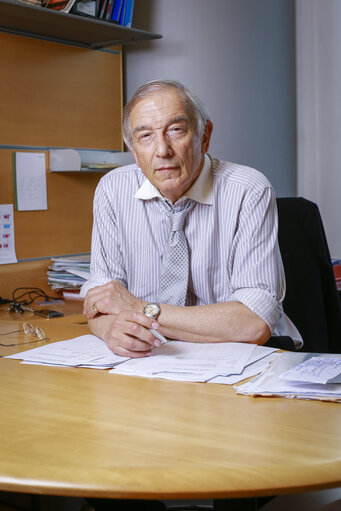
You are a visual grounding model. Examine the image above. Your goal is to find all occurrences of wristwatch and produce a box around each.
[143,302,161,320]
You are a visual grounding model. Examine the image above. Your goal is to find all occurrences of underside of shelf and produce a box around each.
[0,0,162,48]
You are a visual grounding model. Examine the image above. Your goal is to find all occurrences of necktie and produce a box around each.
[158,199,196,306]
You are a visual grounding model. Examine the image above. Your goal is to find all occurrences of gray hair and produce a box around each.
[123,79,210,149]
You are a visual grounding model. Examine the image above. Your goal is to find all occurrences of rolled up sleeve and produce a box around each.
[80,179,126,298]
[227,186,285,333]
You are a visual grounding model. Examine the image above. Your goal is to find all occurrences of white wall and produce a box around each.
[124,0,296,196]
[296,0,341,258]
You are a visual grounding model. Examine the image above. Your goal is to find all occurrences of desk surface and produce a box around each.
[0,314,341,500]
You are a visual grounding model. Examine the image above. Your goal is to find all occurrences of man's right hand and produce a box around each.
[89,310,163,358]
[83,280,145,320]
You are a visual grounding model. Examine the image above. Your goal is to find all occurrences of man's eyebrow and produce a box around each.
[132,116,188,135]
[168,115,188,125]
[133,124,151,134]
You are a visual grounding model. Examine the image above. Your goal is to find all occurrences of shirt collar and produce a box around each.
[134,154,213,205]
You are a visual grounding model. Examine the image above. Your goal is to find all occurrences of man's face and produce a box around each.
[129,88,212,203]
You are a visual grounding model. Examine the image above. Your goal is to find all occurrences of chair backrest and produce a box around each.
[276,197,341,353]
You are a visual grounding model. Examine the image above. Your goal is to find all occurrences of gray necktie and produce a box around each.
[158,200,196,306]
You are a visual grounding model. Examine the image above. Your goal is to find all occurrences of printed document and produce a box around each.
[6,334,280,384]
[0,204,17,265]
[236,352,341,402]
[7,334,128,369]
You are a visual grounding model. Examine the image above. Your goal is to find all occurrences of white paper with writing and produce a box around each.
[14,152,48,211]
[0,204,17,264]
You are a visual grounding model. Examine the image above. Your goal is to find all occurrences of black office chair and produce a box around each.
[213,197,341,511]
[276,197,341,354]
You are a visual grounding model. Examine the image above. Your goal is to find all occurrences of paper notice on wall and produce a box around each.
[14,152,48,211]
[0,204,18,265]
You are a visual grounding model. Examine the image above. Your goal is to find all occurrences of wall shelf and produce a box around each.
[0,0,162,49]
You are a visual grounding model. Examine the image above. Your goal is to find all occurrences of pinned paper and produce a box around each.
[14,152,48,211]
[0,204,18,264]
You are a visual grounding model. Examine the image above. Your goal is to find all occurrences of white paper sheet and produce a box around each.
[112,357,220,382]
[14,152,48,211]
[0,204,17,264]
[280,356,341,384]
[6,334,128,368]
[236,352,341,402]
[208,352,279,385]
[110,341,257,382]
[6,336,258,383]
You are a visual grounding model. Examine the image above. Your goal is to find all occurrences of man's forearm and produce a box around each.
[158,301,271,345]
[84,280,271,347]
[88,314,116,343]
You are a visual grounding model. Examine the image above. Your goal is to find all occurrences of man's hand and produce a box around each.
[84,281,163,358]
[89,310,163,358]
[83,280,145,319]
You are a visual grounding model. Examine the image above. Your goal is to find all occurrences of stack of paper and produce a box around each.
[236,352,341,402]
[48,255,90,291]
[6,335,277,383]
[111,342,277,383]
[6,335,128,369]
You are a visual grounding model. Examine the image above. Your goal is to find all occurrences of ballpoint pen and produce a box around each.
[149,328,168,345]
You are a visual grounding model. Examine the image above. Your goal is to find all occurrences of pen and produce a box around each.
[149,328,168,345]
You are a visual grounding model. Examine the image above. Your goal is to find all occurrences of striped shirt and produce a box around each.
[81,155,302,345]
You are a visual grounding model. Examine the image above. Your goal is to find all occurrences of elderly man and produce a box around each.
[81,79,301,357]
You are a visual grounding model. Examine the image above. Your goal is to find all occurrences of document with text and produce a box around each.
[6,335,277,384]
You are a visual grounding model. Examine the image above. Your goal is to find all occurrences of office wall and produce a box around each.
[0,33,122,260]
[296,0,341,258]
[124,0,296,197]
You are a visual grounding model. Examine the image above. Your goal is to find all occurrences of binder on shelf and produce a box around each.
[123,0,134,27]
[111,0,123,22]
[118,0,127,25]
[104,0,114,20]
[98,0,108,18]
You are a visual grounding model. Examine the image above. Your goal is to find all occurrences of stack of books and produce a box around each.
[14,0,135,25]
[94,0,135,25]
[47,255,90,298]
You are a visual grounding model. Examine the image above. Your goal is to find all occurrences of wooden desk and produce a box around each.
[0,299,85,326]
[0,318,341,501]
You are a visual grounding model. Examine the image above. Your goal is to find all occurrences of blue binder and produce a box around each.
[111,0,123,22]
[123,0,134,27]
[118,0,127,24]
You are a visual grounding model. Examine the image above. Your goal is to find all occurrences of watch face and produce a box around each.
[144,303,160,318]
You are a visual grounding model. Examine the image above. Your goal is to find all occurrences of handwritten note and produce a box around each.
[280,356,341,384]
[14,152,48,211]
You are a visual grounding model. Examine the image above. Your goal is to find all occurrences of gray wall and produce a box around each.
[124,0,296,197]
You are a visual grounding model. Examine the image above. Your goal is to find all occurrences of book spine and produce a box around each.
[118,0,127,25]
[105,0,114,20]
[98,0,108,18]
[111,0,123,22]
[123,0,134,27]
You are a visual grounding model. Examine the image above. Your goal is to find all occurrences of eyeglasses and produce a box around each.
[0,322,47,346]
[23,322,47,340]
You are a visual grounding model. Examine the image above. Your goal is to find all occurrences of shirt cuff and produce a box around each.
[79,276,112,298]
[227,287,281,333]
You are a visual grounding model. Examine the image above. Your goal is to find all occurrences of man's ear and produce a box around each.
[201,121,213,154]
